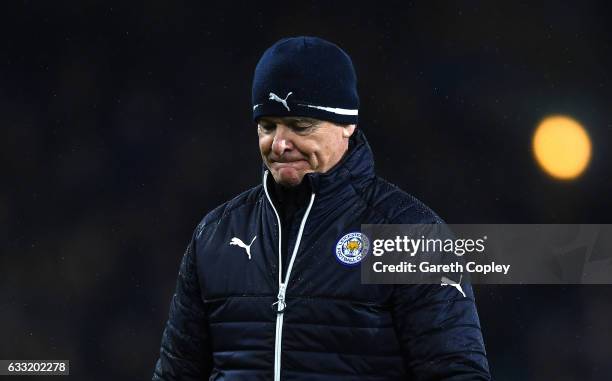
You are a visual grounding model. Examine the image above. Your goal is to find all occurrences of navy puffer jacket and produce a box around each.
[153,130,490,380]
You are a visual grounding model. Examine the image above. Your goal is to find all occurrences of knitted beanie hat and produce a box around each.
[252,36,359,125]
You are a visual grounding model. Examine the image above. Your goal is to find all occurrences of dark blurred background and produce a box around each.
[2,1,612,380]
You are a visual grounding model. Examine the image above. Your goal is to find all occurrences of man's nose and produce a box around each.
[271,125,294,156]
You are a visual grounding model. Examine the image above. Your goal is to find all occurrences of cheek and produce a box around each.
[318,133,344,165]
[300,142,319,162]
[321,136,340,156]
[259,135,272,156]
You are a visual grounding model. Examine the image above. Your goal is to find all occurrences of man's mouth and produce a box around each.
[270,159,309,169]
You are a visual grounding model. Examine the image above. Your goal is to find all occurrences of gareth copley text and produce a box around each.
[372,261,511,275]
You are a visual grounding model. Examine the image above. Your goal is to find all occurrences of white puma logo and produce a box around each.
[268,92,293,111]
[441,274,466,298]
[229,236,257,260]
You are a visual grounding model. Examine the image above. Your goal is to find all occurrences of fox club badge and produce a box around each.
[335,232,369,266]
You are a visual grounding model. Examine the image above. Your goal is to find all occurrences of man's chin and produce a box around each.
[272,168,306,187]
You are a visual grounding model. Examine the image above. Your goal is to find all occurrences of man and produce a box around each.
[153,36,490,380]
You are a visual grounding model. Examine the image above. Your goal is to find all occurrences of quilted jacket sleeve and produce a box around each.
[391,281,491,380]
[152,234,213,380]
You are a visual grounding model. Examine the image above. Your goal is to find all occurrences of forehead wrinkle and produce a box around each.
[259,116,322,127]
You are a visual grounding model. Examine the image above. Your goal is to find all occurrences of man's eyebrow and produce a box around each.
[287,118,320,127]
[258,117,321,127]
[257,118,276,125]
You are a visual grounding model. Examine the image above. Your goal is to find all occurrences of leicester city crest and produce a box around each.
[335,232,370,266]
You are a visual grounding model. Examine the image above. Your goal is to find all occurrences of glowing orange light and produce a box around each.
[533,115,591,180]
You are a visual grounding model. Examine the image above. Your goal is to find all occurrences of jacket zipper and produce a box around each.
[263,170,316,381]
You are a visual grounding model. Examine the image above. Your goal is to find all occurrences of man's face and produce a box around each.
[257,116,356,187]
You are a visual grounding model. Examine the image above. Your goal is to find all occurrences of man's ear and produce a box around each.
[343,124,356,138]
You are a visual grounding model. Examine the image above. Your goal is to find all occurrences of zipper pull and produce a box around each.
[272,283,287,314]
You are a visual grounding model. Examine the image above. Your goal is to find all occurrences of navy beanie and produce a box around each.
[252,36,359,125]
